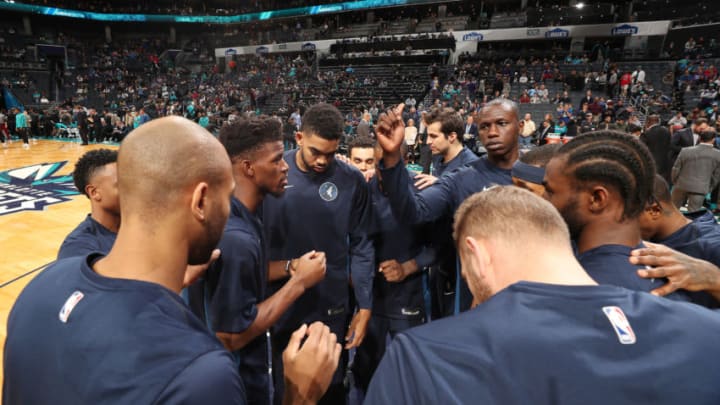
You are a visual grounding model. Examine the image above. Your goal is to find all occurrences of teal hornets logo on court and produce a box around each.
[0,161,79,215]
[319,182,338,202]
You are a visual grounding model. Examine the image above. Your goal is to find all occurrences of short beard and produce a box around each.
[559,195,584,241]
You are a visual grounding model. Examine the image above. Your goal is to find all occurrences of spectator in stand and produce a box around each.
[628,114,642,129]
[404,118,418,161]
[632,66,646,84]
[620,70,633,97]
[553,120,567,137]
[357,112,372,138]
[699,85,718,109]
[536,116,554,146]
[579,113,596,134]
[685,37,696,56]
[538,84,549,102]
[198,110,210,129]
[579,90,593,111]
[520,113,536,148]
[628,124,643,137]
[668,111,688,134]
[519,90,530,104]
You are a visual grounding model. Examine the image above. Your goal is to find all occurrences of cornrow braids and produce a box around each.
[557,130,655,220]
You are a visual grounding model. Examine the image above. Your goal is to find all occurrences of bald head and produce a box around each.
[118,116,232,221]
[454,186,570,253]
[481,98,520,120]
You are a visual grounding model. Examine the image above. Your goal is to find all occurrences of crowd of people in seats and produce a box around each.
[2,29,718,162]
[5,2,720,403]
[6,69,720,404]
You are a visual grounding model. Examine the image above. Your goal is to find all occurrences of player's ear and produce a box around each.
[86,184,99,201]
[240,159,254,177]
[587,185,610,213]
[190,182,209,221]
[646,201,663,220]
[464,236,490,276]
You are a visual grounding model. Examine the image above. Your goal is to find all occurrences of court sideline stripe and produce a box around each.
[0,262,52,288]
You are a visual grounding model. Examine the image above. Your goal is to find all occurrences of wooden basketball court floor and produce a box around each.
[0,138,119,388]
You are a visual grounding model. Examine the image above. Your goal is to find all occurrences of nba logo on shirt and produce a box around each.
[602,306,636,345]
[59,291,85,323]
[319,182,338,202]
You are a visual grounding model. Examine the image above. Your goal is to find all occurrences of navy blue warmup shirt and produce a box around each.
[4,254,246,405]
[263,151,373,334]
[365,282,720,404]
[430,146,479,178]
[189,196,271,404]
[428,147,479,313]
[380,157,512,313]
[667,210,720,266]
[577,243,691,302]
[656,210,720,307]
[57,214,117,259]
[379,157,513,226]
[368,176,432,319]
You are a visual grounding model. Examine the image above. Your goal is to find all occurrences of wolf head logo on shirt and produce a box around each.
[319,182,338,202]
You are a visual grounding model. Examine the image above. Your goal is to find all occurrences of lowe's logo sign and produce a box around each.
[611,24,639,36]
[462,32,484,41]
[545,28,569,38]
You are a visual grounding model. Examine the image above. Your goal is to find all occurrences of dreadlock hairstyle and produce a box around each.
[556,130,656,220]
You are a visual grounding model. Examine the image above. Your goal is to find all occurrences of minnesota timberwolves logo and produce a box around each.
[0,161,79,216]
[319,182,338,202]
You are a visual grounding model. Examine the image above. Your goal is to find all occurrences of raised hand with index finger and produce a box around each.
[374,103,406,168]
